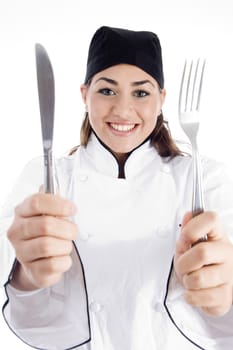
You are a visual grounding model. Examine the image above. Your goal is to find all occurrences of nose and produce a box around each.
[111,95,134,119]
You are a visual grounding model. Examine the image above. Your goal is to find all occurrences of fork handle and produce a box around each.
[44,148,55,194]
[192,148,208,243]
[192,148,204,216]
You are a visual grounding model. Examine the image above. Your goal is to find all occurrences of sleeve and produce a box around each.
[0,157,44,287]
[0,215,15,286]
[0,158,91,349]
[165,158,233,350]
[3,246,91,350]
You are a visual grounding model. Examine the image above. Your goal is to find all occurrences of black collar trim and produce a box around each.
[92,130,152,179]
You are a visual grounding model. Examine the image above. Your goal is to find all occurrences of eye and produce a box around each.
[134,90,149,98]
[98,88,115,96]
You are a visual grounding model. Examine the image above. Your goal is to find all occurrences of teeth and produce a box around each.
[110,123,135,132]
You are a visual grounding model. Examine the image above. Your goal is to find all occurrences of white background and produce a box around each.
[0,0,233,348]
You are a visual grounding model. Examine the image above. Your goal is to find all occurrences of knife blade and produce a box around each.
[35,43,55,193]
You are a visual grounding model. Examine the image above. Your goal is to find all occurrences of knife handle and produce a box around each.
[44,149,55,194]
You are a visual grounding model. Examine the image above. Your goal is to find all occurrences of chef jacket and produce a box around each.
[1,133,233,350]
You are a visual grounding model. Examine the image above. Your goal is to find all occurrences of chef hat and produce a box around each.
[84,26,164,88]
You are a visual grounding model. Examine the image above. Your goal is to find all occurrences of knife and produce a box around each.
[35,43,55,193]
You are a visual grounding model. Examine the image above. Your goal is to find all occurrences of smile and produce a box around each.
[109,123,137,132]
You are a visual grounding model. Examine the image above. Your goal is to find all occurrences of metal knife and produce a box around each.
[35,43,55,193]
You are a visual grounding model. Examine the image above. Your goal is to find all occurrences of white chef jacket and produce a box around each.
[1,133,233,350]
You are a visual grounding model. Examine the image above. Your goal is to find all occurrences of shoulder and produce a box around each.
[164,151,232,187]
[168,149,226,174]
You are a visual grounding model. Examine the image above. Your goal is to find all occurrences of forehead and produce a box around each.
[92,64,158,85]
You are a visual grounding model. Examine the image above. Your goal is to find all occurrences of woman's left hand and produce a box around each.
[174,211,233,316]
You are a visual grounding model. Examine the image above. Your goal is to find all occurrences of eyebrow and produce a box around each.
[94,77,155,87]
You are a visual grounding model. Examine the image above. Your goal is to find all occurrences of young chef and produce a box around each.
[1,26,233,350]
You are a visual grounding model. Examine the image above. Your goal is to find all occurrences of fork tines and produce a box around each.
[179,59,206,115]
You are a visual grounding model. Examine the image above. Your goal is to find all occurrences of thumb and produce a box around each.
[39,184,44,193]
[39,184,60,195]
[181,211,193,227]
[176,212,193,256]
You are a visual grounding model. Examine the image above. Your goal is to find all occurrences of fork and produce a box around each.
[178,59,206,229]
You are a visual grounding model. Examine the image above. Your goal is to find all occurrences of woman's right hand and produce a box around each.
[7,192,78,291]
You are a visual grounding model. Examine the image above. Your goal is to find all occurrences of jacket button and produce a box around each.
[156,226,169,238]
[162,165,170,173]
[78,174,88,182]
[80,232,90,241]
[90,301,102,313]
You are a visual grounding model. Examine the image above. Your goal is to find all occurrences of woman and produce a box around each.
[1,26,233,350]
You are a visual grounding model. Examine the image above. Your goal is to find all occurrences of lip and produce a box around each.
[107,122,139,136]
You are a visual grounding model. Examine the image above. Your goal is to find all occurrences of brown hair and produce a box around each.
[69,111,182,158]
[149,112,183,158]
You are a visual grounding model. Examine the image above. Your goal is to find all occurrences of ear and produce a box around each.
[80,84,87,104]
[160,88,166,108]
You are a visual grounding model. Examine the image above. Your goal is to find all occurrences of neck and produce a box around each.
[113,152,129,165]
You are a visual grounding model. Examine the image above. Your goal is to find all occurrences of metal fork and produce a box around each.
[178,59,206,220]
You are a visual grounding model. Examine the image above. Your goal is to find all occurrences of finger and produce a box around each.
[183,263,233,290]
[184,284,232,314]
[176,212,225,258]
[202,304,232,317]
[176,212,198,256]
[26,255,73,288]
[15,193,76,218]
[181,211,225,246]
[176,240,230,275]
[8,215,78,242]
[16,237,74,263]
[39,184,60,195]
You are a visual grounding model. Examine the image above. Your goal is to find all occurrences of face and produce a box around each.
[81,64,166,160]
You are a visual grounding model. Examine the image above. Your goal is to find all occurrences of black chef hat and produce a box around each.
[84,26,164,88]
